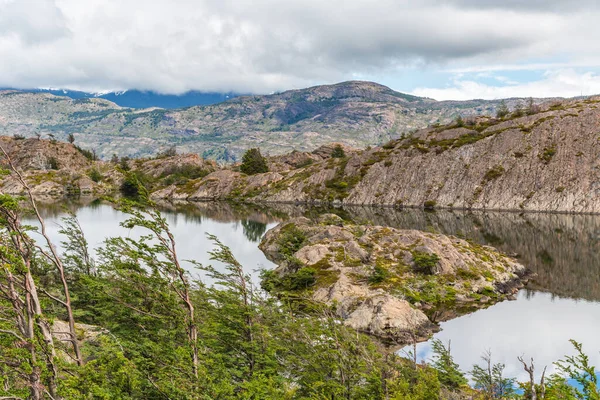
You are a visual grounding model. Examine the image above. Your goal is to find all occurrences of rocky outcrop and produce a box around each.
[151,97,600,213]
[259,215,527,343]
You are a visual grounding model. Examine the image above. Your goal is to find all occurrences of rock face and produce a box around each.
[157,97,600,213]
[259,215,527,343]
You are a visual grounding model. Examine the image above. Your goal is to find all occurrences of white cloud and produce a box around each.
[412,69,600,100]
[0,0,599,94]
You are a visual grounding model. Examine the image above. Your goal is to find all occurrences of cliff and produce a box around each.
[159,96,600,213]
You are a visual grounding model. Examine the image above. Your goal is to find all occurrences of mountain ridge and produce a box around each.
[0,81,562,161]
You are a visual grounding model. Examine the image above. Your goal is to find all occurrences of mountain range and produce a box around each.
[1,88,240,109]
[0,81,551,161]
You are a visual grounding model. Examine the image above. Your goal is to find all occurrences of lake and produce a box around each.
[31,198,600,382]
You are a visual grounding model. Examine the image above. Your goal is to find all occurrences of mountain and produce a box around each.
[1,88,240,108]
[0,81,542,161]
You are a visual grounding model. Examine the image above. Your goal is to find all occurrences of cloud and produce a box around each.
[0,0,599,94]
[411,69,600,100]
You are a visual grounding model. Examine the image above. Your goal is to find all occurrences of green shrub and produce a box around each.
[161,165,209,185]
[412,251,440,274]
[539,144,557,164]
[240,148,269,175]
[368,265,389,284]
[88,168,103,183]
[74,145,96,161]
[277,224,307,258]
[331,145,345,158]
[423,200,437,210]
[119,173,146,198]
[483,165,505,181]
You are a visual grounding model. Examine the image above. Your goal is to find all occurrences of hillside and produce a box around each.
[0,81,528,161]
[152,96,600,213]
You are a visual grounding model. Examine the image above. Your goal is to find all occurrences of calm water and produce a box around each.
[31,199,600,382]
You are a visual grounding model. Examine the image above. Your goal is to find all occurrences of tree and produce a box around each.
[555,340,600,400]
[240,148,269,175]
[470,350,516,399]
[496,100,509,119]
[68,133,75,144]
[331,144,346,158]
[431,339,467,390]
[455,115,464,127]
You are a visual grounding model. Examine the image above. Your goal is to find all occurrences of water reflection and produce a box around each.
[30,200,281,282]
[30,199,600,380]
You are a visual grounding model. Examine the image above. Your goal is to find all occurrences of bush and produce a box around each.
[423,200,437,210]
[412,251,440,274]
[161,165,209,185]
[331,145,345,158]
[277,224,307,258]
[368,265,389,284]
[240,148,269,175]
[75,145,96,161]
[539,144,557,164]
[119,157,131,171]
[483,165,505,181]
[120,174,143,197]
[88,168,103,183]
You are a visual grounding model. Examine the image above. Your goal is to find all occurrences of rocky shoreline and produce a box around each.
[259,214,529,344]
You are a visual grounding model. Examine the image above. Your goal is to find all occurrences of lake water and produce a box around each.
[31,199,600,382]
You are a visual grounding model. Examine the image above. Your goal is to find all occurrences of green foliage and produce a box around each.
[412,251,440,274]
[119,173,146,198]
[539,144,557,164]
[277,223,307,258]
[431,339,468,389]
[68,133,76,144]
[262,266,317,292]
[240,148,269,175]
[423,200,437,210]
[331,144,346,158]
[555,340,600,400]
[483,165,505,182]
[88,167,103,183]
[368,264,389,284]
[74,145,96,161]
[160,164,209,186]
[496,100,509,119]
[470,351,516,399]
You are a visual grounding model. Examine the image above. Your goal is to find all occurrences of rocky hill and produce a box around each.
[0,81,531,161]
[153,96,600,213]
[4,95,600,213]
[259,215,527,343]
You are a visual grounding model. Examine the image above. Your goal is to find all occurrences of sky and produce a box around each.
[2,0,600,100]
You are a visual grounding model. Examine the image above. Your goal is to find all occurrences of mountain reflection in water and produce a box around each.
[32,199,600,380]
